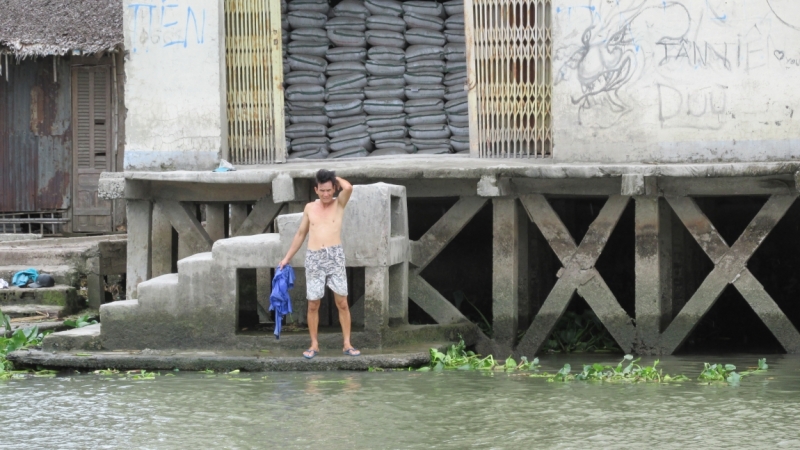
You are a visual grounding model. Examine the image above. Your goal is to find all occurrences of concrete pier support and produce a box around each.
[389,262,409,325]
[151,202,173,278]
[126,200,152,299]
[492,198,526,354]
[634,196,673,353]
[365,266,389,343]
[204,204,226,242]
[230,204,248,236]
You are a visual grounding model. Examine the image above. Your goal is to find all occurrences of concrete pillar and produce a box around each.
[634,196,672,352]
[126,200,152,299]
[204,203,226,242]
[86,256,103,309]
[230,204,248,236]
[364,266,389,334]
[492,198,523,353]
[388,262,408,325]
[151,202,173,277]
[256,268,271,323]
[515,203,530,330]
[291,268,308,326]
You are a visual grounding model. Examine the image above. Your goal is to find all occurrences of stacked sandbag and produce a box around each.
[282,0,468,159]
[443,0,468,154]
[401,1,450,154]
[286,0,331,159]
[362,0,410,156]
[323,0,372,159]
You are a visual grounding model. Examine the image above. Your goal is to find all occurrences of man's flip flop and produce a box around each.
[303,349,318,359]
[343,348,361,356]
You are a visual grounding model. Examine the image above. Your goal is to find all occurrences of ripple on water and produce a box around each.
[2,355,800,449]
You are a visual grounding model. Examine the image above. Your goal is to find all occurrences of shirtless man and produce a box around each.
[279,169,360,359]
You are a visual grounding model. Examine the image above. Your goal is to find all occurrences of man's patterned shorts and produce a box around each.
[305,245,348,300]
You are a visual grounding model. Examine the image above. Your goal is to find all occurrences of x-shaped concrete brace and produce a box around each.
[659,194,800,354]
[516,194,637,356]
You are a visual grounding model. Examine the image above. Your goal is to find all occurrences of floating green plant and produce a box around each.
[417,339,540,372]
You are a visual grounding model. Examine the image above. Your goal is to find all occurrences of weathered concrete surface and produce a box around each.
[118,159,800,184]
[552,0,800,164]
[8,345,442,372]
[0,285,84,316]
[104,184,410,351]
[659,194,800,354]
[126,200,152,299]
[0,235,126,290]
[42,324,102,351]
[123,0,226,171]
[491,198,523,355]
[634,196,672,354]
[407,273,470,325]
[0,234,41,242]
[517,194,637,357]
[0,321,65,335]
[410,197,487,270]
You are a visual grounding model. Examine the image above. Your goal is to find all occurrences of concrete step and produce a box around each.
[0,320,65,335]
[0,234,126,267]
[2,304,63,318]
[138,274,180,313]
[42,323,102,352]
[0,265,79,287]
[0,285,86,317]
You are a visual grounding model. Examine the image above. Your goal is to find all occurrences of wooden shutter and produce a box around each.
[225,0,286,164]
[466,0,553,157]
[72,66,112,232]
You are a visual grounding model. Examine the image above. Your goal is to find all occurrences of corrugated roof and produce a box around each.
[0,0,123,57]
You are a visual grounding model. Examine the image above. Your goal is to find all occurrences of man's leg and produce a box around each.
[305,299,321,358]
[334,293,359,355]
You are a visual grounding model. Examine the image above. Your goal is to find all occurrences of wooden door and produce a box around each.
[72,66,112,232]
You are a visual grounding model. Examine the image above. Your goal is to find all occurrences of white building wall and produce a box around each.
[122,0,226,171]
[552,0,800,163]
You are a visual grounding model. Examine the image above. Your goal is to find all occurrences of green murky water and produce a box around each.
[3,354,800,449]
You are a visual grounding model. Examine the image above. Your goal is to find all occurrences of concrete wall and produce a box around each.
[122,0,226,171]
[552,0,800,163]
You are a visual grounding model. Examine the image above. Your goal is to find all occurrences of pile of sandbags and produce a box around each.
[285,0,331,159]
[442,0,468,154]
[281,0,468,159]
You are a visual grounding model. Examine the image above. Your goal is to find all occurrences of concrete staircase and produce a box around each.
[0,235,126,308]
[98,183,412,351]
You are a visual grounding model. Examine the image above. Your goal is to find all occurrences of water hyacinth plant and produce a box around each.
[0,324,53,380]
[541,355,689,383]
[417,339,540,372]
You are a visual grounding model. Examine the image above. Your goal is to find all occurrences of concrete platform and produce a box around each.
[121,157,800,183]
[8,343,441,372]
[0,285,84,316]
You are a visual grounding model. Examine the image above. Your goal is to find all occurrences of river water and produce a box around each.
[3,354,799,449]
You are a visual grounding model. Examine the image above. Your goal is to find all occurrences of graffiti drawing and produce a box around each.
[556,1,691,128]
[767,0,800,31]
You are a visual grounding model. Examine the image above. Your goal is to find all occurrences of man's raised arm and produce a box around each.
[279,207,310,269]
[336,176,353,207]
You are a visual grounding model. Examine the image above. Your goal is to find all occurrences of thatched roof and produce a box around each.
[0,0,123,57]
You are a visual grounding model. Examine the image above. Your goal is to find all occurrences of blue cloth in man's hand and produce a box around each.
[269,266,295,339]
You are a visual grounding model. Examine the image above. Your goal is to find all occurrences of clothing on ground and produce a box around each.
[12,268,38,287]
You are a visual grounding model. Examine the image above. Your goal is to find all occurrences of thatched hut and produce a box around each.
[0,0,122,57]
[0,0,126,235]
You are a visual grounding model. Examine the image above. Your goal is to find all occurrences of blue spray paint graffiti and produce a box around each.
[129,1,206,52]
